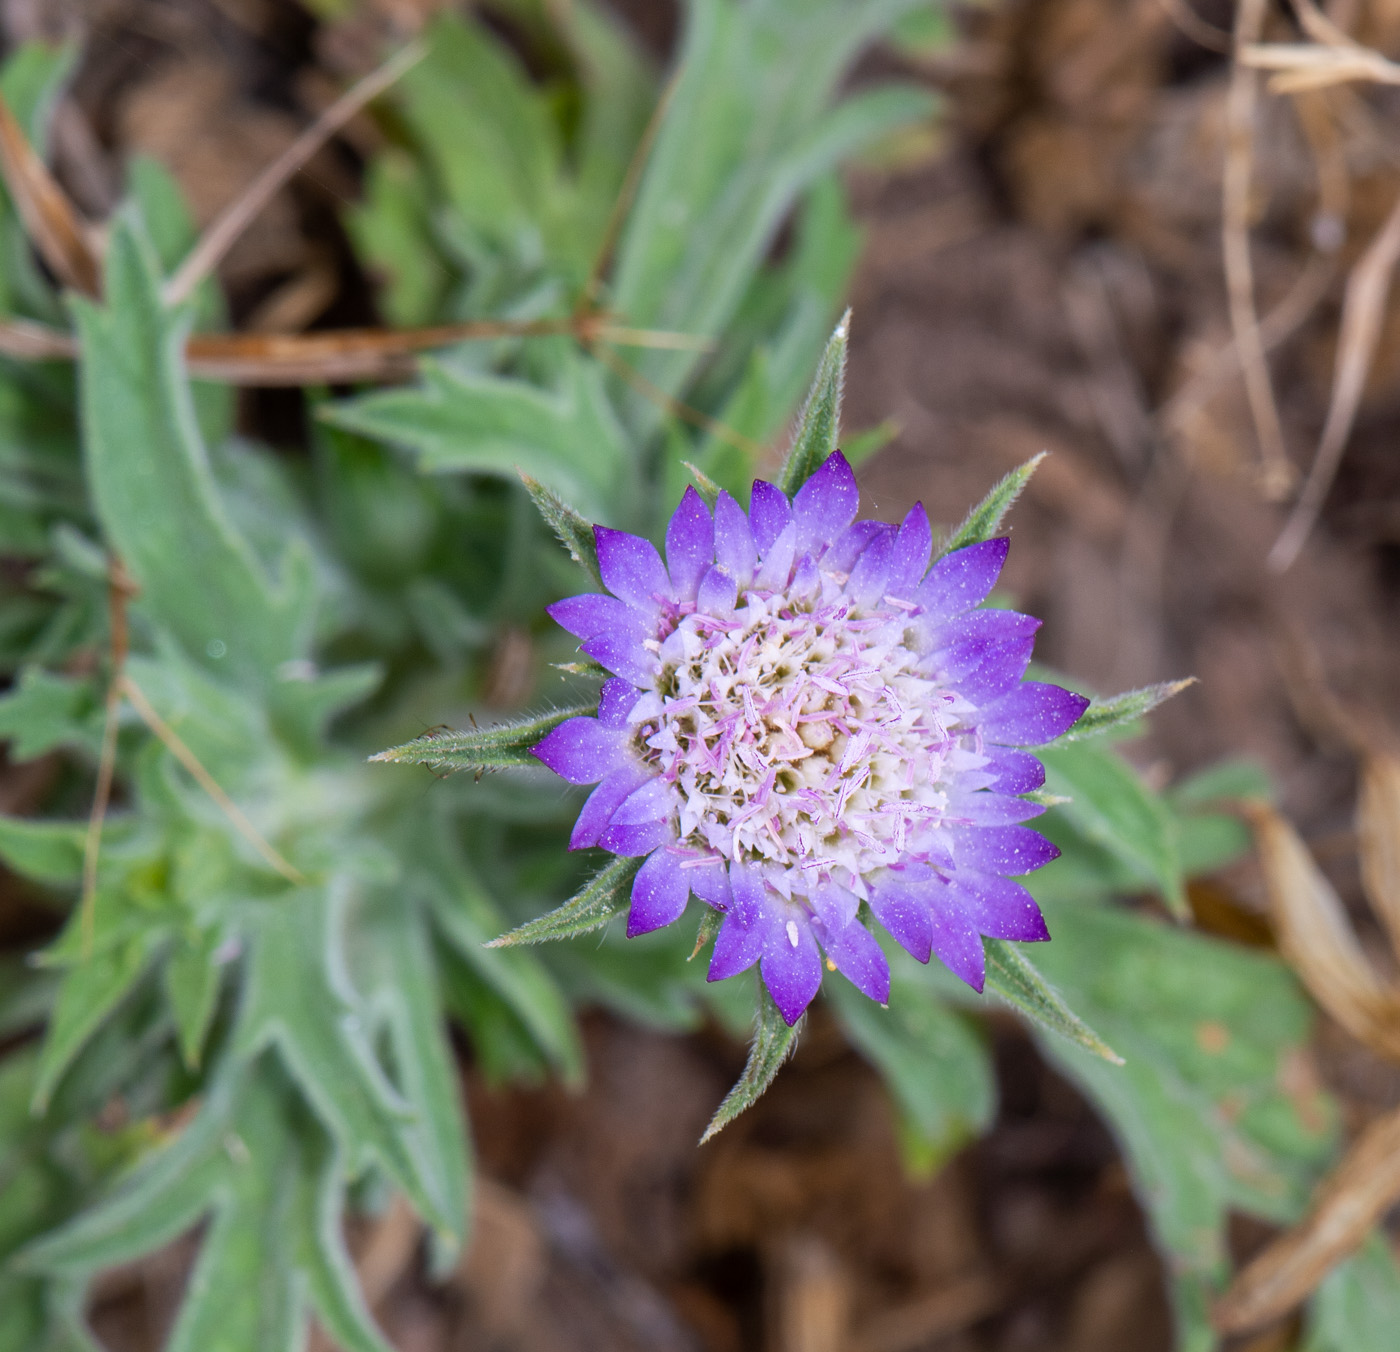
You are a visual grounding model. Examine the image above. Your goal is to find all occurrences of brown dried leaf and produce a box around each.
[1214,1103,1400,1333]
[1359,752,1400,958]
[0,92,101,296]
[1243,800,1400,1061]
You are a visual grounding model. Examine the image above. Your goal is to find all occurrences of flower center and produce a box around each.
[631,587,968,895]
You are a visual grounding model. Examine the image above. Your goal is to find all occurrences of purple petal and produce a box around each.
[570,764,652,849]
[533,717,627,785]
[867,875,934,963]
[597,677,640,730]
[582,631,659,687]
[980,682,1090,747]
[983,747,1046,794]
[760,913,823,1025]
[926,884,986,992]
[954,824,1060,876]
[665,488,714,603]
[884,504,932,599]
[847,531,894,608]
[599,816,674,856]
[824,520,888,575]
[818,917,890,1004]
[547,592,638,643]
[609,776,674,826]
[917,538,1010,625]
[793,452,859,556]
[949,872,1050,941]
[707,870,771,981]
[687,859,731,909]
[928,610,1040,703]
[697,564,740,614]
[594,526,670,614]
[754,521,797,591]
[714,492,757,585]
[628,847,691,937]
[949,791,1045,826]
[749,480,794,554]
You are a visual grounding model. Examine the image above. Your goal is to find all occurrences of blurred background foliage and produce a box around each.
[0,2,1395,1350]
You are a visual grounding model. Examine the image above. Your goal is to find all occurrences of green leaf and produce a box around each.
[521,473,604,588]
[371,703,594,774]
[0,667,103,762]
[356,900,471,1260]
[1304,1233,1400,1352]
[0,816,88,888]
[1030,903,1339,1352]
[1049,678,1195,745]
[827,973,994,1175]
[700,982,801,1143]
[235,889,452,1234]
[24,1062,396,1352]
[1040,742,1187,918]
[72,213,311,688]
[610,0,929,437]
[982,938,1122,1064]
[322,357,629,525]
[776,312,847,496]
[32,930,162,1113]
[487,854,642,948]
[936,454,1044,557]
[163,925,223,1070]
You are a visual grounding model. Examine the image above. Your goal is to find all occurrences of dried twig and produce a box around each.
[1215,1104,1400,1333]
[163,42,426,308]
[1223,0,1294,498]
[0,314,711,385]
[1153,0,1233,55]
[119,675,306,886]
[0,92,102,297]
[1270,189,1400,570]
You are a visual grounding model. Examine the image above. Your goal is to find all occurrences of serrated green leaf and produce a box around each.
[357,900,471,1260]
[72,213,311,688]
[936,454,1044,557]
[1050,678,1195,745]
[827,974,994,1175]
[32,931,162,1113]
[322,357,628,525]
[700,982,801,1143]
[163,926,223,1070]
[488,854,643,948]
[776,312,848,496]
[982,938,1122,1064]
[1040,742,1187,918]
[521,473,604,587]
[1030,902,1338,1352]
[371,703,593,774]
[0,667,103,762]
[235,888,450,1234]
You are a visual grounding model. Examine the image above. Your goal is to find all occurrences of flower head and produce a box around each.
[535,453,1088,1024]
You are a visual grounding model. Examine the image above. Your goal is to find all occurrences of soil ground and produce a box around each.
[5,1,1400,1349]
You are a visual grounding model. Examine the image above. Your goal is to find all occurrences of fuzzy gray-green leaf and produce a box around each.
[487,854,643,948]
[777,311,848,496]
[983,938,1122,1064]
[1050,678,1196,746]
[937,453,1045,557]
[520,474,604,588]
[700,983,802,1143]
[370,703,594,774]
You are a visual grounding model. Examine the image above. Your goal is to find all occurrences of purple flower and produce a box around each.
[534,454,1088,1024]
